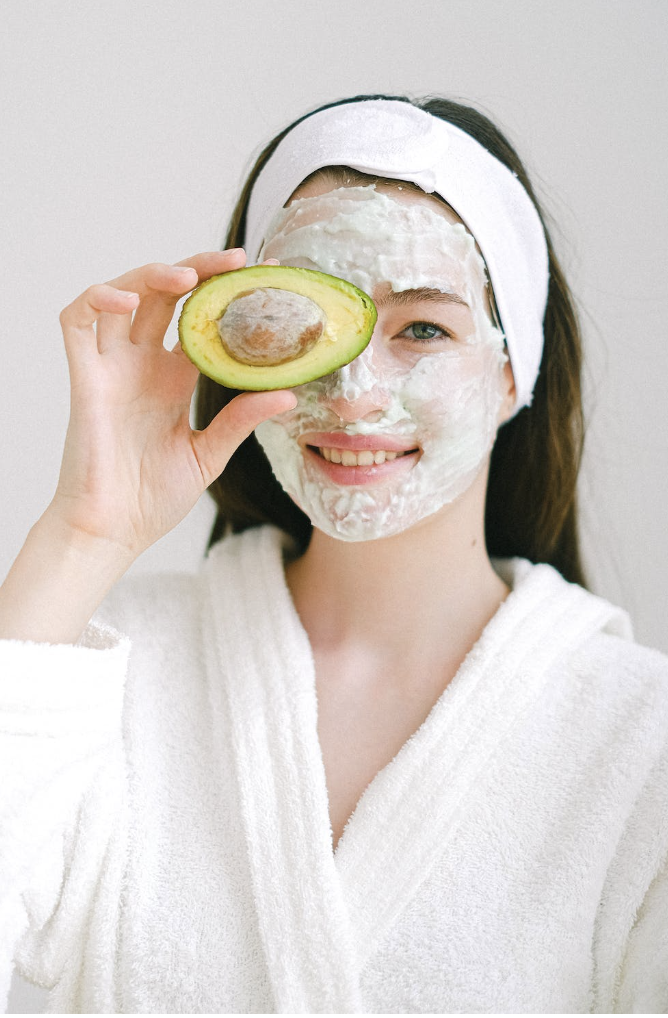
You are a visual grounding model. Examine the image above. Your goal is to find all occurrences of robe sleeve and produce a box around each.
[0,621,129,1013]
[615,852,668,1013]
[594,730,668,1014]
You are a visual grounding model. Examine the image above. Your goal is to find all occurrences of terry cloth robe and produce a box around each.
[1,524,668,1014]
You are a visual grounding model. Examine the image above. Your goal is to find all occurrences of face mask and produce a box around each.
[254,185,508,542]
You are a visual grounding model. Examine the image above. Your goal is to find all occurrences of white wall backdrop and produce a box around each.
[2,0,667,1010]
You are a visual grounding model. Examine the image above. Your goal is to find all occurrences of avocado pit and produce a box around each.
[217,287,326,366]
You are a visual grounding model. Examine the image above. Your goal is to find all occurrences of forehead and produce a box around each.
[289,176,464,230]
[273,177,494,321]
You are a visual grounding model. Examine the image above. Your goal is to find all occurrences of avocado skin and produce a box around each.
[178,265,377,390]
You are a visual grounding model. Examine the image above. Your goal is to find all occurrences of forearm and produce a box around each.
[0,512,135,645]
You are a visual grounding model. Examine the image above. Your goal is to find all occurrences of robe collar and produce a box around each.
[204,526,630,1013]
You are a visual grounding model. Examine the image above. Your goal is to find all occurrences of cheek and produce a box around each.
[267,379,328,437]
[401,348,507,442]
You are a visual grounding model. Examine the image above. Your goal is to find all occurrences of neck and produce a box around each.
[285,469,509,668]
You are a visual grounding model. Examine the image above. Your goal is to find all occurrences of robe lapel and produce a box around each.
[333,560,631,969]
[205,528,631,1006]
[205,527,363,1014]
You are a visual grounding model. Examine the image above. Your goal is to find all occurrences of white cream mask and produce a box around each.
[254,185,509,542]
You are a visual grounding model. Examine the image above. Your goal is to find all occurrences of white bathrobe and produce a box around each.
[1,525,667,1014]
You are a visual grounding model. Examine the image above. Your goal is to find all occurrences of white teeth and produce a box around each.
[315,446,410,466]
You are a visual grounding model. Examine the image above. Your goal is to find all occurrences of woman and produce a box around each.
[1,95,666,1014]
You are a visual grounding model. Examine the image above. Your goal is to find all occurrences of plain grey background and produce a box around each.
[3,1,667,1011]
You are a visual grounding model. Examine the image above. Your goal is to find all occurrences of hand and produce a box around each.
[49,250,296,563]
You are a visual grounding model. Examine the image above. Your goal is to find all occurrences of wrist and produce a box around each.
[35,505,139,578]
[0,510,137,645]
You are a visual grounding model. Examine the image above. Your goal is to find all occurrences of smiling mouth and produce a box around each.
[308,445,419,466]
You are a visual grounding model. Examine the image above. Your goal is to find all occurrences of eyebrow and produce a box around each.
[373,287,469,309]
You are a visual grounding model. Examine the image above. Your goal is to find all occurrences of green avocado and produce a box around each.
[178,265,377,390]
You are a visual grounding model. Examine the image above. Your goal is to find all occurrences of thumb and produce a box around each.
[192,389,297,486]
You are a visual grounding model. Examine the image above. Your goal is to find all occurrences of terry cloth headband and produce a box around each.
[245,99,549,412]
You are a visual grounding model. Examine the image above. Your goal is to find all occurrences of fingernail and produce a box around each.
[175,266,196,274]
[119,290,139,299]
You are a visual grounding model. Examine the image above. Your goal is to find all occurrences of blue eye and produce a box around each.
[402,321,449,342]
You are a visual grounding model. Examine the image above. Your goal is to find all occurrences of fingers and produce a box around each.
[192,390,297,487]
[103,249,245,298]
[103,263,198,351]
[174,249,247,277]
[122,249,248,348]
[96,264,199,353]
[59,284,140,371]
[60,250,248,361]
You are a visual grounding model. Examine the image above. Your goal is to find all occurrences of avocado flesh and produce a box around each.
[178,265,377,390]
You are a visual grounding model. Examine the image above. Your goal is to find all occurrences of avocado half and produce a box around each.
[178,265,377,390]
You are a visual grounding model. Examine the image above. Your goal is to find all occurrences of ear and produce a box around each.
[497,358,517,427]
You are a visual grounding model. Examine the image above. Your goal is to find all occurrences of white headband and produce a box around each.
[245,99,549,412]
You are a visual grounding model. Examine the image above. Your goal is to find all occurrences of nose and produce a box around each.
[318,345,391,422]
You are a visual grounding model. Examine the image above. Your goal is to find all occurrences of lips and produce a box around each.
[316,446,408,465]
[299,431,417,452]
[300,432,420,486]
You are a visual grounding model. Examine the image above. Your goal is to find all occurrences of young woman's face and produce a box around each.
[254,179,515,542]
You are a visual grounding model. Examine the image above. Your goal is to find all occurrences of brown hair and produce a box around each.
[195,94,587,586]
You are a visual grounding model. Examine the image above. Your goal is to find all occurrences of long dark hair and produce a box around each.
[195,94,587,586]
